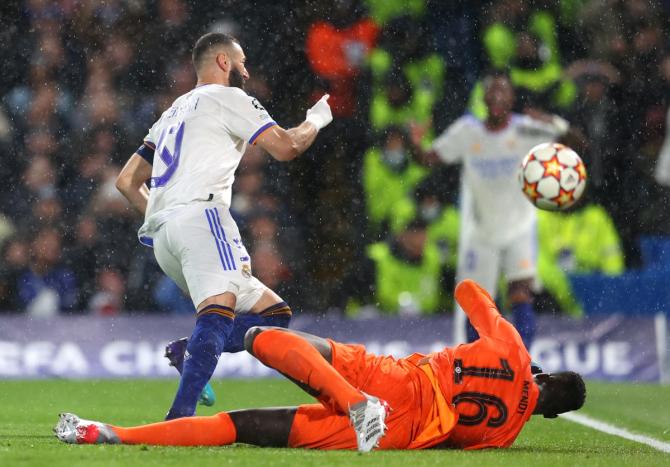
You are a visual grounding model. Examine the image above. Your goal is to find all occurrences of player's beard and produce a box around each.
[229,67,245,90]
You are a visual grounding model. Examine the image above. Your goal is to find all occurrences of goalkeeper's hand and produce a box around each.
[306,94,333,131]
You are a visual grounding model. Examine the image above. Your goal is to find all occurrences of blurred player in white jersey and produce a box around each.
[114,32,341,420]
[432,71,569,346]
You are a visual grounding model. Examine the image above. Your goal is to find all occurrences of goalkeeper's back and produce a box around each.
[427,280,539,449]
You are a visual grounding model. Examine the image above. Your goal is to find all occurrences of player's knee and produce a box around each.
[508,279,533,303]
[189,314,231,356]
[243,326,265,354]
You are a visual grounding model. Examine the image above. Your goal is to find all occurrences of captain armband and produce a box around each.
[136,142,155,165]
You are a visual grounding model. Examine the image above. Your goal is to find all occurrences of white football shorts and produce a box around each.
[151,202,266,311]
[456,219,538,295]
[452,220,537,343]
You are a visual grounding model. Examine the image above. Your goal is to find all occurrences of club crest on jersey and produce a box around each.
[241,264,252,278]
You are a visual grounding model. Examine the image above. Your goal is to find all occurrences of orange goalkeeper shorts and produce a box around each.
[287,340,435,450]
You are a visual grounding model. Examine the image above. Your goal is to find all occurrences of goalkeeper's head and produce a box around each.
[533,371,586,418]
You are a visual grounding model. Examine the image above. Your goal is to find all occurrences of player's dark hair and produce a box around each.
[534,371,586,418]
[482,68,512,89]
[403,217,429,232]
[380,125,409,146]
[192,32,238,71]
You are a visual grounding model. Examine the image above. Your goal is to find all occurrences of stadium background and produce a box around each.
[0,0,669,381]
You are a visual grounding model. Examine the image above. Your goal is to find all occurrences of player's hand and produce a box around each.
[455,279,499,316]
[306,94,333,131]
[408,119,430,148]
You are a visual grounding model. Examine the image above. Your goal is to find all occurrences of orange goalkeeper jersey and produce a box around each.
[427,280,540,449]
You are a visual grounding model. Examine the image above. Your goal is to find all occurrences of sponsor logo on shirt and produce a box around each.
[469,156,520,178]
[517,126,555,138]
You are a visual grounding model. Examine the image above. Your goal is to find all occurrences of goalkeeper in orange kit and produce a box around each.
[55,280,585,452]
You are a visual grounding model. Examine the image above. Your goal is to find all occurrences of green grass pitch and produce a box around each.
[1,379,668,466]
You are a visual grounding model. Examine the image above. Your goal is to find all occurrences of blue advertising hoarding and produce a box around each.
[0,314,664,382]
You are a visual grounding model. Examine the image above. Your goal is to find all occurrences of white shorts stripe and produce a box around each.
[205,208,231,270]
[212,207,236,270]
[153,203,266,310]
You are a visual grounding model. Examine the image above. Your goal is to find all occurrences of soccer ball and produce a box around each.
[518,142,587,211]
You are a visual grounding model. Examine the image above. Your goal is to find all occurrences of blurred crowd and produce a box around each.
[0,0,668,316]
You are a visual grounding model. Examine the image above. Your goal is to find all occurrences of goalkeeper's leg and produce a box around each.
[55,408,297,447]
[245,327,366,413]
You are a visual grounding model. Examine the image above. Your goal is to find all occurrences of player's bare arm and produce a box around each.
[255,94,332,161]
[255,122,318,161]
[523,107,585,150]
[115,153,152,215]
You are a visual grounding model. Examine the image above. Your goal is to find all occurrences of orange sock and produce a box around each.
[252,329,365,413]
[111,412,236,446]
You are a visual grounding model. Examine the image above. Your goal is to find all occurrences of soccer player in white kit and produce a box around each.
[114,32,336,419]
[432,71,569,346]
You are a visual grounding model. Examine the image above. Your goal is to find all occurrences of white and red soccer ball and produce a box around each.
[518,142,587,211]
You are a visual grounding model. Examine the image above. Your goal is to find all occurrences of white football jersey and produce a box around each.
[433,113,566,245]
[138,84,276,239]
